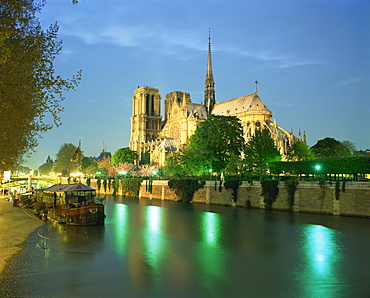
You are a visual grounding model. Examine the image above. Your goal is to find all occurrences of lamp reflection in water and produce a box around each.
[113,203,129,257]
[144,206,166,275]
[299,224,344,297]
[198,212,227,295]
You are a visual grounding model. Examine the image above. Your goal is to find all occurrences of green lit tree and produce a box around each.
[164,152,190,178]
[244,129,281,179]
[111,147,138,166]
[311,137,350,158]
[185,115,245,175]
[287,141,314,161]
[0,0,81,171]
[165,149,217,178]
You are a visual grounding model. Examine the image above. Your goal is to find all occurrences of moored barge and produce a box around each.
[34,183,105,225]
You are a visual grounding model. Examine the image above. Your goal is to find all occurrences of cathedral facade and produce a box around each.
[129,36,306,166]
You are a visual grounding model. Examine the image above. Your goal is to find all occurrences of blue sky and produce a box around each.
[24,0,370,169]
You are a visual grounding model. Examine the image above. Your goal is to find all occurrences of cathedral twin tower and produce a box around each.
[129,34,305,165]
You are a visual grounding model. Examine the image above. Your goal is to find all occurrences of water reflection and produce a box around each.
[4,197,370,298]
[201,212,221,245]
[198,211,227,295]
[113,203,129,257]
[144,206,166,273]
[298,224,343,297]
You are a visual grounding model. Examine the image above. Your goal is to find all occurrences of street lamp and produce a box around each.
[314,164,322,181]
[209,169,213,181]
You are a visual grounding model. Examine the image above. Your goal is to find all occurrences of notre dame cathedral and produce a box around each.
[129,35,306,166]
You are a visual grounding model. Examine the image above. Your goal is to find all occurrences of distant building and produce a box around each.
[359,149,370,156]
[46,155,54,164]
[129,34,306,166]
[91,143,112,162]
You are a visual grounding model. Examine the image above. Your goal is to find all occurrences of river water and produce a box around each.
[2,196,370,297]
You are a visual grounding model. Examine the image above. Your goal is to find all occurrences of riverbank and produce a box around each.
[137,180,370,218]
[0,195,43,275]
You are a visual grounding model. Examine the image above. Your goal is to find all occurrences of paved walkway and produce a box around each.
[0,195,42,275]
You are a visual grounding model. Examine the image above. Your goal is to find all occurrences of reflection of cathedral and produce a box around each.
[129,35,306,166]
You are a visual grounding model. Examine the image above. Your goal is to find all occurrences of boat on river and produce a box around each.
[34,183,105,225]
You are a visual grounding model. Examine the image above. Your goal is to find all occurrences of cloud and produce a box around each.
[337,77,362,87]
[55,7,322,69]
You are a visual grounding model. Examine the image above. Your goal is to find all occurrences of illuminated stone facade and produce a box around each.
[129,37,306,166]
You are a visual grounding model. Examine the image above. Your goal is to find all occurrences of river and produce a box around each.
[2,196,370,297]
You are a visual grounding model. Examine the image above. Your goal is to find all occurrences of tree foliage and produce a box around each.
[224,179,242,202]
[96,158,111,176]
[54,143,79,176]
[287,141,314,161]
[272,156,370,176]
[244,129,281,178]
[121,178,143,198]
[261,180,279,210]
[186,115,245,174]
[38,162,53,175]
[311,137,350,158]
[111,147,138,166]
[80,157,98,175]
[0,0,81,171]
[164,152,190,178]
[341,140,357,155]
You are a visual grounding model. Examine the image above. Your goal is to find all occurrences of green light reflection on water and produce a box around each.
[299,224,343,297]
[198,211,226,295]
[203,211,220,245]
[113,203,129,257]
[144,206,165,272]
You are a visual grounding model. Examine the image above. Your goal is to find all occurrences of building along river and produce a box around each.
[1,195,369,297]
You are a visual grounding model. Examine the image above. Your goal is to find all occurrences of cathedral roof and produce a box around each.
[158,138,181,151]
[212,92,271,116]
[186,103,207,119]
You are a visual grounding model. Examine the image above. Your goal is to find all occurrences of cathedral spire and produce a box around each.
[204,29,215,114]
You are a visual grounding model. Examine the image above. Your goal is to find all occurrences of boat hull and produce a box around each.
[47,204,105,225]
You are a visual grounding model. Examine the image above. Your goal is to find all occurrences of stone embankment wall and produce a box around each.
[72,178,369,218]
[138,180,370,218]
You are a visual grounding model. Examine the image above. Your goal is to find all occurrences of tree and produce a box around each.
[0,0,81,171]
[287,141,314,161]
[186,115,246,174]
[244,129,281,178]
[223,153,249,179]
[54,143,80,176]
[165,148,219,178]
[96,158,111,176]
[80,157,98,175]
[341,140,357,155]
[38,162,53,175]
[111,147,138,166]
[311,137,350,158]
